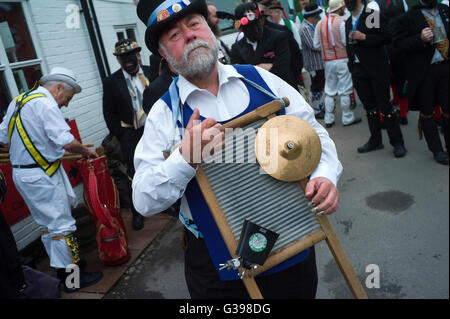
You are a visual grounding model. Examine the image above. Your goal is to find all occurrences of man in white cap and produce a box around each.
[0,67,103,292]
[313,0,361,128]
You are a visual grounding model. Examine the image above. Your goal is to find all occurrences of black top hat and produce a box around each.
[137,0,208,55]
[234,2,261,28]
[234,2,259,19]
[268,1,283,10]
[302,3,323,18]
[113,39,142,56]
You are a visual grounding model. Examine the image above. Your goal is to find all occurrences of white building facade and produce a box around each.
[0,0,150,249]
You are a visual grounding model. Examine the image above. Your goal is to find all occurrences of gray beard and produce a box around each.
[165,38,219,80]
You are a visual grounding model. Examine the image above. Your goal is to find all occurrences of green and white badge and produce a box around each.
[248,233,268,252]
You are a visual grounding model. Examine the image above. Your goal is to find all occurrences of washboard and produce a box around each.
[195,98,367,299]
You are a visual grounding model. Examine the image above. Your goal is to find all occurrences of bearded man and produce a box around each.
[134,0,342,299]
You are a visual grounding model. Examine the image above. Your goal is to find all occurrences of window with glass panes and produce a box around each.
[0,1,44,121]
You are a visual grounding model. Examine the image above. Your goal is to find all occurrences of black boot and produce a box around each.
[383,109,406,157]
[131,207,144,231]
[57,265,103,293]
[420,115,446,163]
[434,151,449,165]
[358,110,383,153]
[442,114,449,152]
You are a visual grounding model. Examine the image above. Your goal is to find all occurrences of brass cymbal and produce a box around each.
[254,115,322,182]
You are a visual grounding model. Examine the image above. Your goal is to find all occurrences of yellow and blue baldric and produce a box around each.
[8,83,61,177]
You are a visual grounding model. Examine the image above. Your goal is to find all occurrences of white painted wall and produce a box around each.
[92,0,151,72]
[11,0,147,249]
[26,0,108,147]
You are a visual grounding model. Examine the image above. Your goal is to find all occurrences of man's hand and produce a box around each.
[179,108,225,167]
[421,27,434,43]
[351,30,366,41]
[257,63,273,71]
[305,177,339,215]
[84,149,98,159]
[63,140,98,159]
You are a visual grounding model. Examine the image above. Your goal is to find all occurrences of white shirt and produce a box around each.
[122,66,147,128]
[246,38,258,51]
[313,13,347,49]
[0,86,74,165]
[342,8,351,20]
[132,63,343,220]
[122,66,145,95]
[350,12,363,63]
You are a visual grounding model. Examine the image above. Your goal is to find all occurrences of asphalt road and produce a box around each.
[105,97,449,300]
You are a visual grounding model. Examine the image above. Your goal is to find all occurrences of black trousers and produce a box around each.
[0,209,25,298]
[310,69,325,94]
[351,63,404,147]
[417,62,449,116]
[184,229,318,299]
[388,46,408,100]
[417,61,449,153]
[119,127,144,215]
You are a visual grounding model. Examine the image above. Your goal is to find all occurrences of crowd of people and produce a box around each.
[0,0,447,299]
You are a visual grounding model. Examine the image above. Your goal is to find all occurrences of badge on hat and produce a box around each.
[172,3,182,13]
[157,9,171,22]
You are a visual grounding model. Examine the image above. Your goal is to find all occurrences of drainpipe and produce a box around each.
[88,0,110,77]
[79,0,110,80]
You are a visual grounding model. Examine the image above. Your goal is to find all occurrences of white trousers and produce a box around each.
[13,166,77,269]
[324,59,355,125]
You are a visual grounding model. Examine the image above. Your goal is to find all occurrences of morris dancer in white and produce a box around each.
[313,0,362,128]
[0,67,103,292]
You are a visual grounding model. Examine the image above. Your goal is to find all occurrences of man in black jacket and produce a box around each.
[143,58,177,114]
[230,2,296,88]
[393,0,449,164]
[259,0,305,87]
[375,0,410,125]
[102,39,151,230]
[344,0,407,157]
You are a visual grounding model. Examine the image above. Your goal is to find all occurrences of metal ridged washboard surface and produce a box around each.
[201,119,321,253]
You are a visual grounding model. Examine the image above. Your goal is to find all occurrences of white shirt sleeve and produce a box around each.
[254,66,343,186]
[340,20,347,47]
[132,100,197,217]
[0,100,15,144]
[290,21,303,50]
[313,23,322,50]
[403,0,409,11]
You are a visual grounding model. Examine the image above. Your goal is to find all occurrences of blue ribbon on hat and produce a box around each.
[147,0,189,27]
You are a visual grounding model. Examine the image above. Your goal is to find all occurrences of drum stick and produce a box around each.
[0,143,94,159]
